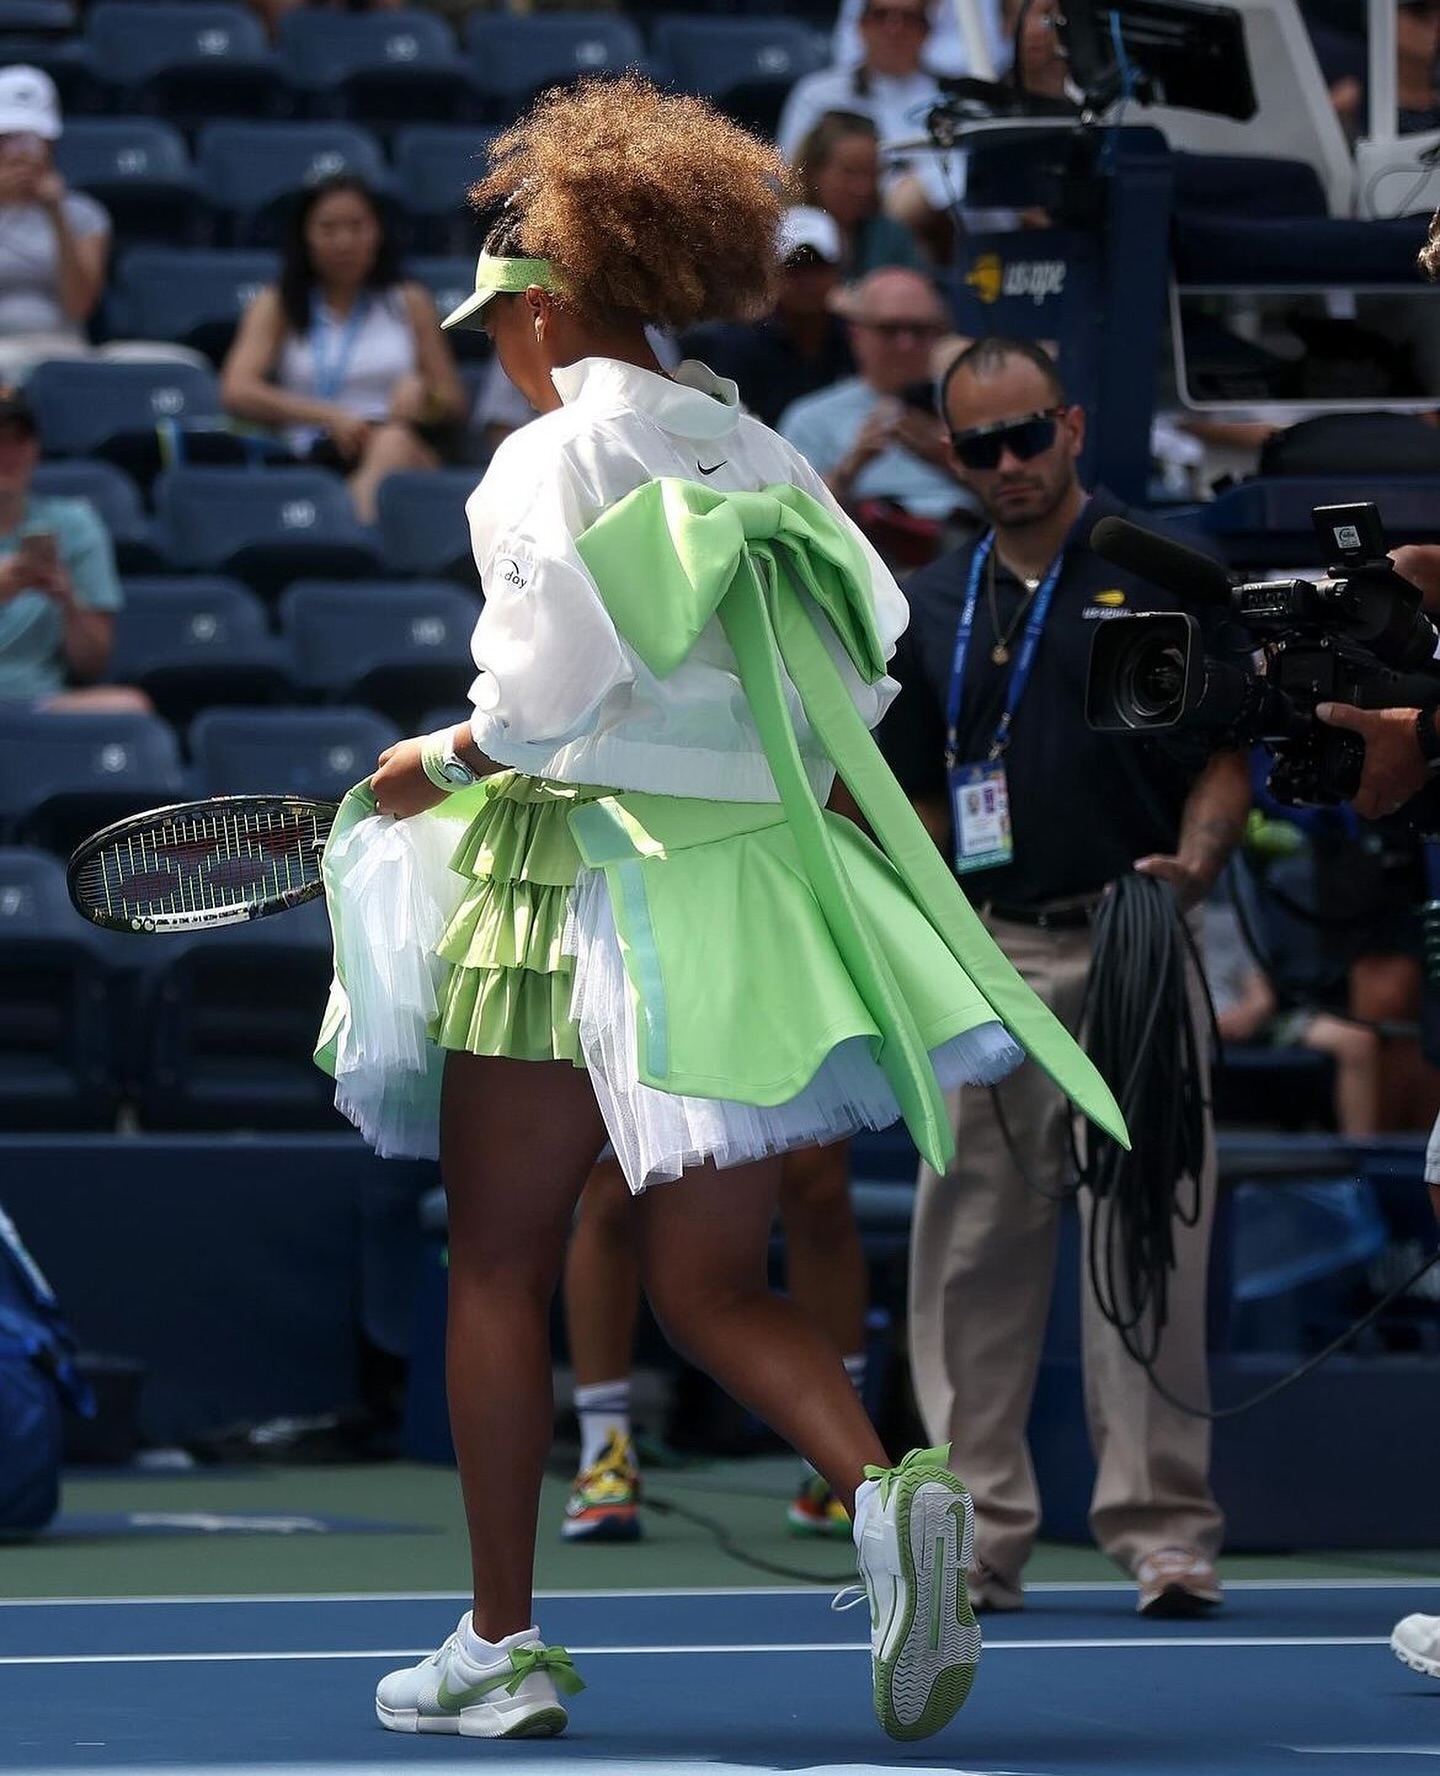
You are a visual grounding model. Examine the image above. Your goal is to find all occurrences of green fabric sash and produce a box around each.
[574,478,1128,1167]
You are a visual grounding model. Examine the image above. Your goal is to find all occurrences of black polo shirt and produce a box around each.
[679,315,855,429]
[877,486,1224,907]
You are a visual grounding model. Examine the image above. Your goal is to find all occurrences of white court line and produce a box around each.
[1,1579,1436,1607]
[0,1635,1391,1667]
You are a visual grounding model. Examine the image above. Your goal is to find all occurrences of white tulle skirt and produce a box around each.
[319,783,1022,1193]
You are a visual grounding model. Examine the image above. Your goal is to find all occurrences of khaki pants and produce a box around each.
[907,912,1224,1590]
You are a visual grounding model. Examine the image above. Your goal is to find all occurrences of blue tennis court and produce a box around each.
[3,1581,1436,1773]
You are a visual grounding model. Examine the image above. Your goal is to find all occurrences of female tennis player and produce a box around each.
[318,75,1124,1744]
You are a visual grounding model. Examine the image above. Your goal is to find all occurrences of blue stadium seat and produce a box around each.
[461,12,650,119]
[108,576,294,727]
[0,845,122,1131]
[648,17,825,135]
[278,8,481,130]
[280,577,480,731]
[188,704,400,799]
[0,36,106,115]
[84,2,290,131]
[0,1,77,33]
[0,708,187,857]
[128,895,343,1132]
[111,247,278,369]
[152,466,381,604]
[30,460,164,575]
[391,127,495,257]
[25,360,246,491]
[53,116,205,247]
[374,469,480,584]
[405,254,490,362]
[195,120,389,247]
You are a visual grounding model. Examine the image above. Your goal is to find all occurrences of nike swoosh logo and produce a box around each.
[697,459,727,475]
[435,1669,513,1712]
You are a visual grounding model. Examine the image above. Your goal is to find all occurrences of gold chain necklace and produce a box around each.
[986,550,1041,667]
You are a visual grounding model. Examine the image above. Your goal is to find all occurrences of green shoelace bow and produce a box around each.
[504,1644,586,1697]
[863,1442,955,1505]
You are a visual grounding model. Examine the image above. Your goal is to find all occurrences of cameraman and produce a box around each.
[878,335,1249,1618]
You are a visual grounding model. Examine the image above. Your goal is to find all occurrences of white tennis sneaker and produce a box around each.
[375,1615,583,1737]
[849,1443,982,1740]
[1392,1613,1440,1679]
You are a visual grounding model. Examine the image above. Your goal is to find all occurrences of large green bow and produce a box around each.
[576,478,1127,1163]
[504,1645,586,1696]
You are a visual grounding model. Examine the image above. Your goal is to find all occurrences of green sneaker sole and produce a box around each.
[872,1467,981,1741]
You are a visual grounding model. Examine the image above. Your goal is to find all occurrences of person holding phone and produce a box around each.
[0,383,147,713]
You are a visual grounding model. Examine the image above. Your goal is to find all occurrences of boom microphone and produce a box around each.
[1090,515,1233,607]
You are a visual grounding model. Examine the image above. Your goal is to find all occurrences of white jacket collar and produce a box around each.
[550,356,741,442]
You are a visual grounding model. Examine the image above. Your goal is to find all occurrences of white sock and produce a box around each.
[798,1352,868,1487]
[574,1379,632,1472]
[460,1616,536,1664]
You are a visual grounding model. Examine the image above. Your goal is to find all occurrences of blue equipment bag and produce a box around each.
[0,1202,94,1537]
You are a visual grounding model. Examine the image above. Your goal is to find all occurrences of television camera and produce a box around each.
[1084,503,1440,808]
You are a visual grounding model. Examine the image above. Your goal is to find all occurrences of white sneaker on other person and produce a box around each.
[1393,1613,1440,1679]
[375,1615,583,1737]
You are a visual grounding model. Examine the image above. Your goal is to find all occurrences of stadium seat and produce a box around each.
[111,247,278,369]
[152,466,381,604]
[0,845,122,1131]
[189,704,399,803]
[24,360,246,491]
[391,127,495,257]
[405,255,491,363]
[461,13,650,119]
[30,460,164,575]
[280,577,480,732]
[84,3,290,133]
[0,1,77,35]
[374,469,480,584]
[277,8,481,130]
[0,708,187,858]
[127,895,344,1132]
[53,116,205,247]
[195,121,389,247]
[0,36,105,115]
[108,576,294,728]
[647,18,825,136]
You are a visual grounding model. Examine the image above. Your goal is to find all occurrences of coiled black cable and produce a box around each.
[1071,870,1209,1369]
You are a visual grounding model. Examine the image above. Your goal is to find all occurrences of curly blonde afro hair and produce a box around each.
[1422,207,1440,281]
[469,74,787,330]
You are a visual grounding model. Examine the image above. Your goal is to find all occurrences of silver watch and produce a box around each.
[440,738,478,786]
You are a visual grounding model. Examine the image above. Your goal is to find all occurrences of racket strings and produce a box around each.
[75,803,328,927]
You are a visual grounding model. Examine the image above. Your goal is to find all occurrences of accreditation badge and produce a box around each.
[949,759,1012,874]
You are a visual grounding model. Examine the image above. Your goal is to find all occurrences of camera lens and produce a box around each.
[1115,640,1186,726]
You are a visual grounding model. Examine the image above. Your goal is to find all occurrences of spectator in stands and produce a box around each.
[777,265,975,568]
[220,171,468,523]
[0,66,110,382]
[560,1140,869,1543]
[831,0,1005,80]
[788,112,929,283]
[679,206,856,429]
[1203,879,1382,1135]
[777,2,962,268]
[1328,0,1440,137]
[0,383,147,713]
[877,334,1249,1618]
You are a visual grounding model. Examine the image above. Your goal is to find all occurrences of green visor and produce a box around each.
[440,253,561,331]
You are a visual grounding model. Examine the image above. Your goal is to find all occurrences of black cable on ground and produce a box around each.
[640,1492,855,1585]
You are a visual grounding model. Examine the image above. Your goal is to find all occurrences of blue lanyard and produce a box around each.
[309,295,370,403]
[945,530,1066,766]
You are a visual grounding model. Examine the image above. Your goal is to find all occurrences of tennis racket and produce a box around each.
[67,795,340,933]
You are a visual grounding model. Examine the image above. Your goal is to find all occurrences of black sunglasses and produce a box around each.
[949,407,1065,471]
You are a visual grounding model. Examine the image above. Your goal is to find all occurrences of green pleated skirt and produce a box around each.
[430,772,608,1066]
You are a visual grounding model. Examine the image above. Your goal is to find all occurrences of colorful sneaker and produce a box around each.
[375,1616,583,1738]
[560,1428,642,1542]
[788,1473,852,1538]
[1392,1613,1440,1679]
[848,1443,981,1741]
